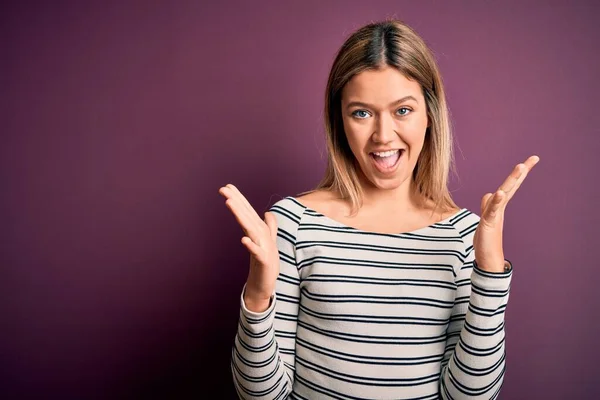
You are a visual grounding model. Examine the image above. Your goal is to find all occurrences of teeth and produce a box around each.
[373,149,400,157]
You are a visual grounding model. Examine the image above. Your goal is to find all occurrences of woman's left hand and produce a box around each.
[473,155,540,273]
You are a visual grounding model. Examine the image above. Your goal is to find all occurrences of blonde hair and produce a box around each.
[307,19,459,216]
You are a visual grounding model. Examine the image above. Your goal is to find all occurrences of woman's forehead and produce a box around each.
[342,67,423,104]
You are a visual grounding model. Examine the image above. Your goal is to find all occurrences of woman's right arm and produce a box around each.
[219,187,302,400]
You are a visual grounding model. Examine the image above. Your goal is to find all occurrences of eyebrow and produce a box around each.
[345,95,419,109]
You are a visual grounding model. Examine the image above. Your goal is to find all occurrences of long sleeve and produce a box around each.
[440,213,513,399]
[231,198,304,400]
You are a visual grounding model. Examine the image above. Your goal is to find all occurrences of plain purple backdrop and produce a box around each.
[2,1,599,399]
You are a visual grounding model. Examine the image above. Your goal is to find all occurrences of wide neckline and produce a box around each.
[288,196,466,236]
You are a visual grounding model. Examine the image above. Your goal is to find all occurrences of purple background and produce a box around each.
[2,1,598,399]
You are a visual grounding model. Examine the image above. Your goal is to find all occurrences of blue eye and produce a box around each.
[351,110,370,119]
[396,107,411,116]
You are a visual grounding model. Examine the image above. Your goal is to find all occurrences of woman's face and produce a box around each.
[341,66,429,191]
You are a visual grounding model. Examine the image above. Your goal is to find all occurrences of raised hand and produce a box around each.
[218,184,280,312]
[473,155,540,272]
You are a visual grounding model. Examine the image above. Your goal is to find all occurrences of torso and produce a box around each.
[265,195,475,398]
[295,189,461,235]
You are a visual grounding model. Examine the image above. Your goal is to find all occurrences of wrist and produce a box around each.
[243,286,273,313]
[243,295,272,313]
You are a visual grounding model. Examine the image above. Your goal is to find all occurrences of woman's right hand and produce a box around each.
[219,184,280,312]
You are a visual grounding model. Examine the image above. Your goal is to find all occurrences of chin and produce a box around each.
[372,177,407,190]
[364,169,409,191]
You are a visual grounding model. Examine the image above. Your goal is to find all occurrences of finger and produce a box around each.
[500,155,539,193]
[484,190,505,221]
[221,185,263,235]
[227,185,274,241]
[241,236,264,260]
[224,198,252,232]
[497,164,524,202]
[264,212,278,240]
[504,155,540,202]
[498,155,540,202]
[481,192,493,216]
[525,155,541,168]
[481,190,502,223]
[225,198,262,244]
[220,185,260,222]
[226,184,262,221]
[503,165,529,204]
[218,186,231,199]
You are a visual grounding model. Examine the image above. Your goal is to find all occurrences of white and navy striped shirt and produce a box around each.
[232,196,512,399]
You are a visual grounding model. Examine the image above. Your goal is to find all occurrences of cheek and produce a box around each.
[401,120,427,147]
[342,119,371,153]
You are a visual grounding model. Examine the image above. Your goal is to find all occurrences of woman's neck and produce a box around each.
[358,176,424,214]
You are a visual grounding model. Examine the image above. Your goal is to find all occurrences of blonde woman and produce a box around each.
[220,19,539,400]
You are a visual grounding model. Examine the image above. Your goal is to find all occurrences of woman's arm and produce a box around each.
[231,198,303,400]
[439,214,512,399]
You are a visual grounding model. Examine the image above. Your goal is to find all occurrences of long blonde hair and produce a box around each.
[307,19,459,216]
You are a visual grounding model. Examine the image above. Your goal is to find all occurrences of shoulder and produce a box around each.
[267,195,308,226]
[448,207,480,234]
[268,189,341,226]
[295,189,334,208]
[447,208,481,255]
[294,189,349,217]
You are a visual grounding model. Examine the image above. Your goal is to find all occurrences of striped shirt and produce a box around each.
[232,196,512,399]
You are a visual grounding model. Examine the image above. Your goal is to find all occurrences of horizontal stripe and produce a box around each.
[297,255,455,272]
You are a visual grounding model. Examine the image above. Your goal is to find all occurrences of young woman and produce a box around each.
[220,19,539,400]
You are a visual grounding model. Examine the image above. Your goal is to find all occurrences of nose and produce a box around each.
[372,112,396,144]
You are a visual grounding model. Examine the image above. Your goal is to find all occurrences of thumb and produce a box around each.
[481,192,494,216]
[264,212,278,240]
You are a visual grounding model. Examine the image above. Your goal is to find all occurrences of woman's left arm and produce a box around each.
[439,237,512,399]
[439,155,540,399]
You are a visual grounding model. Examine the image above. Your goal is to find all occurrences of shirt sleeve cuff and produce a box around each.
[472,259,513,290]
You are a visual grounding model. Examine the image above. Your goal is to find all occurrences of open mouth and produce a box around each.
[369,149,404,173]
